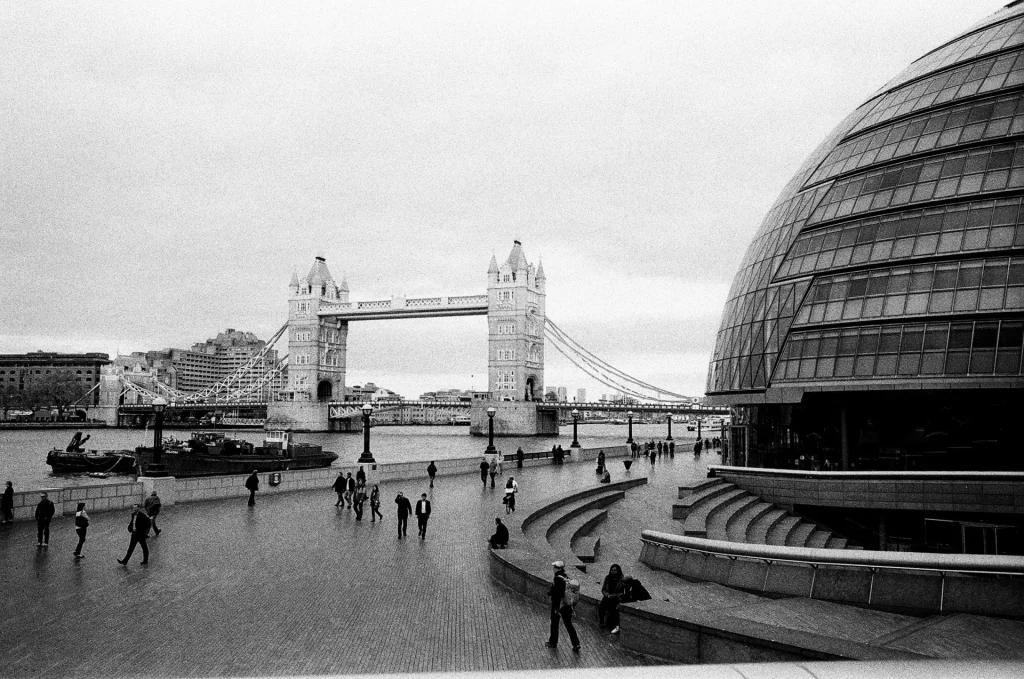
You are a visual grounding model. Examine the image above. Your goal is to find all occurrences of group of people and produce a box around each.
[549,445,567,464]
[630,440,675,461]
[330,470,384,522]
[4,486,163,564]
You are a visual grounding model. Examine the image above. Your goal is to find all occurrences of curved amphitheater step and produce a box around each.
[678,478,854,549]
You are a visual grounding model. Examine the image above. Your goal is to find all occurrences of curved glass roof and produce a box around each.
[708,3,1024,397]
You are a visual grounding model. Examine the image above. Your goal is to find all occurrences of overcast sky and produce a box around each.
[0,1,1006,399]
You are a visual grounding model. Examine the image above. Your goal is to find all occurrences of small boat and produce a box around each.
[135,430,338,477]
[46,449,138,474]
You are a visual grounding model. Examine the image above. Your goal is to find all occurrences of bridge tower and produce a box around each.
[487,240,545,401]
[268,257,349,431]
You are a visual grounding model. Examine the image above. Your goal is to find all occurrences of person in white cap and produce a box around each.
[545,560,580,652]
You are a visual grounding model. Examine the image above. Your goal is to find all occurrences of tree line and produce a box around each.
[0,370,95,420]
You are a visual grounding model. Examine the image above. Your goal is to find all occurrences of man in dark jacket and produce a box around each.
[489,517,509,549]
[245,471,260,506]
[545,560,580,652]
[332,472,345,506]
[479,458,489,488]
[117,504,151,565]
[35,492,55,547]
[344,473,356,508]
[427,461,437,488]
[395,491,413,538]
[516,447,524,469]
[415,493,431,539]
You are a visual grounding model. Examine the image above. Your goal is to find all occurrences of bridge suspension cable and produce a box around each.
[544,318,691,403]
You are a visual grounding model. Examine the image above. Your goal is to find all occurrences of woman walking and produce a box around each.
[503,476,518,514]
[369,485,384,522]
[72,502,89,558]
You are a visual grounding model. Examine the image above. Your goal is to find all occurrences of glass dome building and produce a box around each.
[707,4,1024,472]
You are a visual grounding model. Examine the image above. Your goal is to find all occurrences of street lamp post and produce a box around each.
[357,403,376,464]
[485,407,497,456]
[571,409,580,449]
[666,412,673,441]
[626,410,634,444]
[147,397,168,477]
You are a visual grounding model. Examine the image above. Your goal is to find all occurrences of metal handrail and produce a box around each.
[641,530,1024,576]
[707,464,1024,481]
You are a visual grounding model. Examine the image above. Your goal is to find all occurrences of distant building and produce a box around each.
[556,386,567,402]
[576,388,587,403]
[345,382,401,402]
[0,352,109,407]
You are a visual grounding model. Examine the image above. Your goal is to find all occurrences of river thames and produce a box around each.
[0,422,708,491]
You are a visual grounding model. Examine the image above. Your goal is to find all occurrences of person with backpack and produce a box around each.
[117,503,151,565]
[72,502,89,558]
[545,560,580,652]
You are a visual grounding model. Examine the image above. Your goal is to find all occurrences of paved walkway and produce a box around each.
[0,455,673,677]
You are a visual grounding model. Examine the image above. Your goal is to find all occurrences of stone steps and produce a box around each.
[672,479,734,520]
[706,494,760,541]
[727,501,774,542]
[683,488,748,537]
[766,515,802,546]
[785,521,817,547]
[747,507,788,544]
[805,528,833,549]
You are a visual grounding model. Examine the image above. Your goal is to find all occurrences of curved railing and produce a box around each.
[640,530,1024,616]
[642,531,1024,574]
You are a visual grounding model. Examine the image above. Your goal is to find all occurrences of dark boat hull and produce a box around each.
[134,448,339,477]
[46,449,138,474]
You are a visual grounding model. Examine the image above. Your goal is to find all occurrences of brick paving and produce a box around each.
[0,459,668,678]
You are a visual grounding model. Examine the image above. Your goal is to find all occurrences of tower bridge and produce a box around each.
[101,240,704,434]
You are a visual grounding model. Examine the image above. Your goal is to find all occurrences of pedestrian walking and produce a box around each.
[415,493,431,539]
[72,502,89,558]
[35,492,55,547]
[488,456,498,488]
[395,491,412,538]
[332,472,345,506]
[1,481,13,524]
[356,466,366,486]
[516,447,524,468]
[353,481,367,521]
[144,490,162,536]
[545,560,580,652]
[117,504,151,565]
[427,461,438,488]
[245,470,260,506]
[370,484,383,522]
[503,476,518,513]
[479,457,489,488]
[489,517,509,549]
[596,450,605,475]
[344,472,356,507]
[669,441,675,457]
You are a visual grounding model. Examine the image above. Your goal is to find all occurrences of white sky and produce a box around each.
[0,1,1007,399]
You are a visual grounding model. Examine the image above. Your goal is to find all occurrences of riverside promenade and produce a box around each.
[0,452,673,677]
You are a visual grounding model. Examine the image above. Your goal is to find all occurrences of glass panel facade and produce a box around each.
[792,256,1024,325]
[808,141,1024,226]
[808,92,1024,185]
[708,6,1024,397]
[876,14,1024,94]
[774,318,1024,381]
[778,197,1024,279]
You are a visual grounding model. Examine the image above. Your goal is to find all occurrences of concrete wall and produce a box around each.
[711,466,1024,516]
[469,400,560,436]
[9,482,143,520]
[639,535,1024,617]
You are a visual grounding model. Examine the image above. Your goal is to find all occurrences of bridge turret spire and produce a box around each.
[536,258,545,282]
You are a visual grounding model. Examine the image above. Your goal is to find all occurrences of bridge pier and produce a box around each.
[469,400,558,437]
[265,401,330,432]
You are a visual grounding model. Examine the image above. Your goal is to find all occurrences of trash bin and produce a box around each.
[268,472,282,486]
[623,460,633,471]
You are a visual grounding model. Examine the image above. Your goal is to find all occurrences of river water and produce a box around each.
[0,423,706,492]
